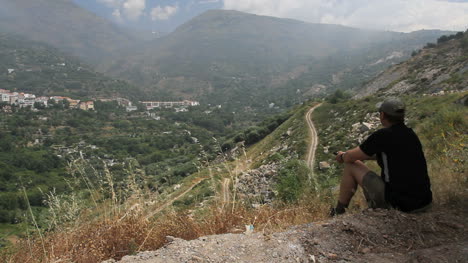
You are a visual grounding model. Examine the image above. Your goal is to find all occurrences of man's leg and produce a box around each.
[338,160,370,206]
[331,161,370,216]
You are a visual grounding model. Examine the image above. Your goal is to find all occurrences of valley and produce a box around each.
[0,1,466,262]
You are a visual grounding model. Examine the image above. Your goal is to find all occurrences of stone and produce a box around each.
[352,123,360,131]
[166,236,178,242]
[323,147,329,154]
[319,161,331,170]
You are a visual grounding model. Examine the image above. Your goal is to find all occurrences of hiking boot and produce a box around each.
[329,206,346,217]
[329,201,348,217]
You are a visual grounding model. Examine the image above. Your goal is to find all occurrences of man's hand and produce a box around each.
[334,147,373,164]
[335,151,346,163]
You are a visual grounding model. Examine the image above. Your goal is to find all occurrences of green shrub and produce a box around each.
[276,159,310,203]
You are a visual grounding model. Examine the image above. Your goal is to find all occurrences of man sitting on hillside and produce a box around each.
[330,97,432,216]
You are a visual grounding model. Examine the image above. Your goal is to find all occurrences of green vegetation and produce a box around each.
[0,34,141,100]
[222,111,292,150]
[0,102,255,242]
[276,159,310,202]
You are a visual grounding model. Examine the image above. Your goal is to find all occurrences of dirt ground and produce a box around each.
[107,204,467,263]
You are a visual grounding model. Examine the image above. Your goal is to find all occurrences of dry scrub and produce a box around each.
[1,192,330,262]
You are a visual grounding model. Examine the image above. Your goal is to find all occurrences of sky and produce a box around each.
[72,0,468,33]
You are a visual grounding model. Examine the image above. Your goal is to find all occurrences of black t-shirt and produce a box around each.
[359,123,432,212]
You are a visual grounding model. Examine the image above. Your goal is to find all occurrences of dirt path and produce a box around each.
[305,104,321,172]
[112,206,467,263]
[145,177,208,220]
[222,178,230,204]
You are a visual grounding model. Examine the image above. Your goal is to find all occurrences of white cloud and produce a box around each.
[151,5,179,21]
[223,0,468,32]
[122,0,146,20]
[97,0,146,21]
[97,0,122,8]
[112,9,122,20]
[199,0,220,4]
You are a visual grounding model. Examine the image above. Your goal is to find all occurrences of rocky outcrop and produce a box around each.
[319,161,331,170]
[234,164,280,204]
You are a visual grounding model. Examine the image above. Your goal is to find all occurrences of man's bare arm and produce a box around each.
[335,147,372,163]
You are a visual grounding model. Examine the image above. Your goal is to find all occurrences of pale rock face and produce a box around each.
[360,122,373,132]
[323,147,329,154]
[385,80,415,95]
[319,161,331,170]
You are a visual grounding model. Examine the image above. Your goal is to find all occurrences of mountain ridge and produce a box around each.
[101,9,452,108]
[0,0,137,64]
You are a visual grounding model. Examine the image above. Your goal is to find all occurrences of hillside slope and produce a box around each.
[0,34,140,99]
[0,0,136,64]
[355,30,468,98]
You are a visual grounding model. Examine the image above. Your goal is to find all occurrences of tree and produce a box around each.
[34,102,46,110]
[437,35,449,44]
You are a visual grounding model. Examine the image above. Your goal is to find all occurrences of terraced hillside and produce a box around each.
[0,34,140,99]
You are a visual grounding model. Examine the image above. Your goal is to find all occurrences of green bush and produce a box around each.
[326,90,350,104]
[276,159,310,203]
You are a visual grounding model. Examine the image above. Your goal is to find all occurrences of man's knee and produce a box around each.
[344,161,370,185]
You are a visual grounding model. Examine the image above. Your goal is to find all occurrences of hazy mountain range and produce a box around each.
[0,0,455,108]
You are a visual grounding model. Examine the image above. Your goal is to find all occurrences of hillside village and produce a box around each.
[0,88,200,113]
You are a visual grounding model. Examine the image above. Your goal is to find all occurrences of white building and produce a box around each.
[19,98,35,108]
[1,93,10,103]
[126,106,137,112]
[9,94,18,104]
[140,100,200,110]
[35,97,49,107]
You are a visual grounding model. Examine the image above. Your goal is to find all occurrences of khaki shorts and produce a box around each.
[362,171,389,209]
[362,171,432,212]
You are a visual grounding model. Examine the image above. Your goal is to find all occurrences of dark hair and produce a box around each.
[381,111,405,124]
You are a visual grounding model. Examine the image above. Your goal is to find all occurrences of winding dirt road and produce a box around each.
[305,104,321,174]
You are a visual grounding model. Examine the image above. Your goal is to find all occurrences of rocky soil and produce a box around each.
[106,205,467,263]
[234,163,279,205]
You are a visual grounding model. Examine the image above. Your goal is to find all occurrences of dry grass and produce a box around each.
[0,149,329,263]
[0,190,330,263]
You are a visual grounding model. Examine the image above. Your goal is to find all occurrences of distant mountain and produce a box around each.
[355,30,468,98]
[101,10,452,108]
[0,34,140,99]
[0,0,136,64]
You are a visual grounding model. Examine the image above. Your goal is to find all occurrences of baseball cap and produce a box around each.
[376,97,405,117]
